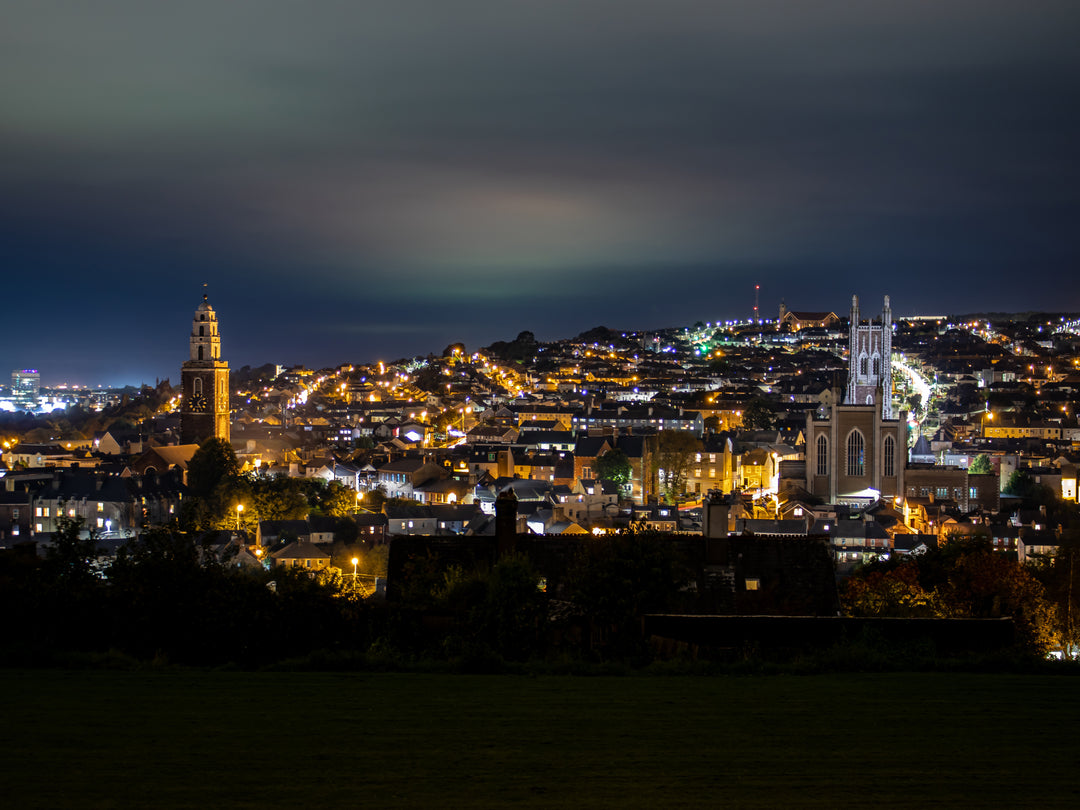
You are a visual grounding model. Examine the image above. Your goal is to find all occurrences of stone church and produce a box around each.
[805,295,905,504]
[180,295,231,445]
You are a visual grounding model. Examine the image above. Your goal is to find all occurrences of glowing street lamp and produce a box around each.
[235,503,244,530]
[351,557,359,584]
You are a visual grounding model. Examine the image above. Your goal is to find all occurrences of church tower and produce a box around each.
[846,294,893,419]
[181,295,231,445]
[805,294,905,505]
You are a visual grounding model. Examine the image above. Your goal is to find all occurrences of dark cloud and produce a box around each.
[2,1,1078,383]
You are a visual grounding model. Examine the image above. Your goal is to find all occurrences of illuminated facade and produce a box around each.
[846,294,893,419]
[180,295,230,445]
[11,369,40,410]
[805,294,904,504]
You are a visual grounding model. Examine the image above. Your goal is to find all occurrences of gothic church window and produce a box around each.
[883,435,895,477]
[193,378,202,396]
[872,355,880,376]
[816,435,828,476]
[846,430,865,477]
[860,356,868,376]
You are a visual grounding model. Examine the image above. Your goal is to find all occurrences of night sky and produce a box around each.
[3,2,1079,386]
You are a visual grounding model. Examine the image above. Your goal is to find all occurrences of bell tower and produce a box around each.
[181,294,231,445]
[846,294,893,420]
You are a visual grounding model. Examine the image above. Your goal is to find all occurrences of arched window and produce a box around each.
[193,378,203,396]
[198,346,204,360]
[199,325,204,336]
[883,435,895,477]
[872,355,880,376]
[816,435,828,476]
[859,355,868,376]
[846,430,865,477]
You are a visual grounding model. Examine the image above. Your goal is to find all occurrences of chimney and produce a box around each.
[703,491,731,540]
[495,488,518,558]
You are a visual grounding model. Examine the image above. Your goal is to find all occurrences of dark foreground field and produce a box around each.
[1,669,1077,808]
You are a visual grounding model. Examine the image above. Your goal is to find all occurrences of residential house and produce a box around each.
[376,458,447,501]
[271,539,332,570]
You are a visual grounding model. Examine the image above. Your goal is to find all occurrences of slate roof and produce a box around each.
[271,540,331,561]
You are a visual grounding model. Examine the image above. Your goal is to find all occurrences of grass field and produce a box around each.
[1,668,1077,808]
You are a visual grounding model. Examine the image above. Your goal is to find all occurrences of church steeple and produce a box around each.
[846,294,893,420]
[190,294,223,362]
[181,294,231,445]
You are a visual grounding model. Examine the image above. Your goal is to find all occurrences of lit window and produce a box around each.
[35,523,43,533]
[35,507,43,517]
[97,502,104,513]
[745,578,760,591]
[846,431,865,477]
[97,518,104,528]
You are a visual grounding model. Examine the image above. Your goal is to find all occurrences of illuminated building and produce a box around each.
[805,295,905,505]
[846,294,893,419]
[11,369,40,410]
[180,295,231,445]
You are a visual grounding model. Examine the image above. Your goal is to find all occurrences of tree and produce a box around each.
[969,454,993,475]
[841,563,941,618]
[316,481,357,517]
[594,448,631,488]
[251,475,310,521]
[843,536,1060,656]
[1003,469,1055,506]
[187,438,240,500]
[741,397,776,431]
[44,516,101,588]
[703,415,721,434]
[651,430,701,502]
[943,549,1058,656]
[183,438,248,529]
[362,486,387,512]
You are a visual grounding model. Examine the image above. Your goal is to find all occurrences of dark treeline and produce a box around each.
[0,519,376,668]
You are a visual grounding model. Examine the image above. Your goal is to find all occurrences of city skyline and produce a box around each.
[4,1,1079,386]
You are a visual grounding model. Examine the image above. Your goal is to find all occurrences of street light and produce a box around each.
[351,557,359,584]
[235,503,244,530]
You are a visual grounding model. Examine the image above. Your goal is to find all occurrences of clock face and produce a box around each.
[189,393,208,412]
